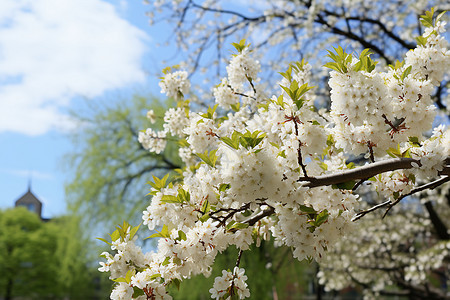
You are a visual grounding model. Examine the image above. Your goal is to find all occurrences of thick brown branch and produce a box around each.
[299,157,420,187]
[299,157,450,188]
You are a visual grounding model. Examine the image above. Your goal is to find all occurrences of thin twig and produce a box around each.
[383,176,450,218]
[352,200,391,221]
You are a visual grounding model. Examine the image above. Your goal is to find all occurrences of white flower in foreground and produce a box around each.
[138,128,167,154]
[159,70,190,99]
[209,267,250,300]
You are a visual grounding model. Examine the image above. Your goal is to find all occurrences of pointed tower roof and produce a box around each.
[15,183,43,218]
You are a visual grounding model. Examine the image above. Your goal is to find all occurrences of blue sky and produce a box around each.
[0,0,176,217]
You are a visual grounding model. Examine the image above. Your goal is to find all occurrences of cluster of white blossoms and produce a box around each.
[209,267,250,300]
[159,70,190,100]
[138,128,167,154]
[100,10,449,300]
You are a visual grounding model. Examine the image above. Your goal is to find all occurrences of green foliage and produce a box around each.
[280,80,314,110]
[146,224,170,239]
[220,130,266,151]
[353,49,377,73]
[416,8,447,45]
[200,104,219,119]
[279,59,308,83]
[386,143,412,158]
[162,64,181,75]
[324,46,352,73]
[419,7,446,28]
[0,208,107,299]
[196,149,219,167]
[98,221,141,245]
[231,39,249,53]
[66,96,181,232]
[148,174,172,196]
[299,205,330,233]
[325,47,378,73]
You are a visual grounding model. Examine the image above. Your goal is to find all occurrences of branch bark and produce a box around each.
[298,157,450,188]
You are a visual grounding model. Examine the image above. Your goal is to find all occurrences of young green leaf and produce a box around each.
[196,149,219,168]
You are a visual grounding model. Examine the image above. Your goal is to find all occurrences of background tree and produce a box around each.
[0,207,107,299]
[66,96,182,231]
[146,0,449,112]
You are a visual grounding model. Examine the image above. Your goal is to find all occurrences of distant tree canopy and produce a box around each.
[0,207,106,300]
[66,96,181,230]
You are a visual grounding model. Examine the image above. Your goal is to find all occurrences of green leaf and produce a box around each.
[419,7,434,28]
[149,273,162,280]
[125,269,136,284]
[401,65,412,81]
[314,210,329,227]
[238,130,266,150]
[242,209,252,217]
[172,278,181,290]
[221,135,240,150]
[162,256,171,266]
[133,287,145,298]
[388,59,404,70]
[324,46,351,73]
[219,183,231,192]
[201,198,211,214]
[408,136,420,147]
[96,237,112,246]
[160,195,179,203]
[196,149,219,168]
[161,224,169,236]
[173,257,182,265]
[199,214,210,222]
[129,223,141,240]
[145,224,170,240]
[230,102,241,112]
[149,173,170,191]
[416,36,428,46]
[386,144,402,158]
[332,180,356,190]
[201,104,218,119]
[110,229,120,242]
[177,139,190,147]
[231,39,249,53]
[228,222,249,232]
[299,205,317,214]
[177,188,191,203]
[177,230,187,241]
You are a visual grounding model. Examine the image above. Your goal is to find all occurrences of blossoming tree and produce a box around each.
[99,9,449,299]
[145,0,449,113]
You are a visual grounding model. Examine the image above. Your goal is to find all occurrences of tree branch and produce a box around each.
[423,201,450,240]
[298,157,450,188]
[383,176,450,218]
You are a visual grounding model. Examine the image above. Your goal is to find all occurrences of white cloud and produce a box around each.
[0,0,149,136]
